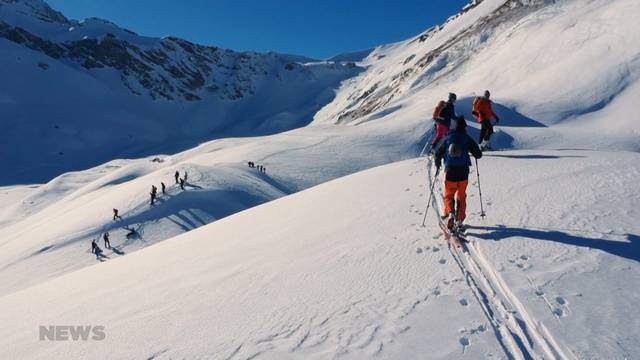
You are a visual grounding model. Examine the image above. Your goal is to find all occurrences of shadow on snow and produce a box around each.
[468,225,640,262]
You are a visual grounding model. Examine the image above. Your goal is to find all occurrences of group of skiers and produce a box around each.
[175,170,188,190]
[91,169,192,258]
[429,90,499,231]
[247,161,266,173]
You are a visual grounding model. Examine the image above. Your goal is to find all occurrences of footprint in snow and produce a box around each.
[432,247,440,252]
[405,188,411,192]
[439,259,447,265]
[459,298,468,307]
[432,288,441,296]
[520,255,529,261]
[459,337,470,348]
[553,308,564,317]
[535,290,544,297]
[556,297,567,305]
[417,248,423,254]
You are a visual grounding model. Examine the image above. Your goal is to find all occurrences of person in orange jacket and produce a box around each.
[472,90,500,150]
[434,116,482,230]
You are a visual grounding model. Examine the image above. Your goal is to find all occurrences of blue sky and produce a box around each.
[47,0,470,59]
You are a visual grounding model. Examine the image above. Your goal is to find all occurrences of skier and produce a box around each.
[103,232,111,249]
[183,171,188,183]
[161,182,166,195]
[112,208,121,220]
[430,93,457,151]
[174,171,180,184]
[91,239,101,254]
[179,177,185,190]
[150,185,157,205]
[434,116,482,230]
[472,90,500,150]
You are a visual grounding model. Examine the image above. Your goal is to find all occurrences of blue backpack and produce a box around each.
[444,132,471,167]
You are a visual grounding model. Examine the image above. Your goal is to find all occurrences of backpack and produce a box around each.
[471,96,482,117]
[447,142,463,159]
[433,100,446,119]
[444,132,471,167]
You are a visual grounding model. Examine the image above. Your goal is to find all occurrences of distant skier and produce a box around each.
[161,182,166,195]
[91,239,103,258]
[183,171,188,183]
[179,177,185,190]
[431,92,457,151]
[434,116,482,230]
[262,166,266,173]
[472,90,500,150]
[174,171,180,184]
[103,232,111,249]
[124,226,138,239]
[112,208,121,220]
[150,185,158,205]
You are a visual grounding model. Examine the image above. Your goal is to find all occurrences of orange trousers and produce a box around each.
[443,179,468,221]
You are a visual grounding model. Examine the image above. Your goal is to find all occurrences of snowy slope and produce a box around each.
[1,0,638,309]
[0,118,426,296]
[1,152,638,359]
[0,0,361,184]
[0,0,639,358]
[312,0,640,151]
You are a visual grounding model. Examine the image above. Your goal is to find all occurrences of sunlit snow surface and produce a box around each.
[0,0,639,358]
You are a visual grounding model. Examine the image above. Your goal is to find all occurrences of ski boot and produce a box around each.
[443,213,455,231]
[453,220,466,234]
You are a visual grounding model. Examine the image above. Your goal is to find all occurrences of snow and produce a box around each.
[1,152,638,359]
[1,0,639,358]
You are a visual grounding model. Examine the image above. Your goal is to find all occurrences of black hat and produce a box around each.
[455,115,467,130]
[448,92,457,101]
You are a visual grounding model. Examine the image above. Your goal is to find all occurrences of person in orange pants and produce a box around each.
[434,116,482,229]
[443,178,468,223]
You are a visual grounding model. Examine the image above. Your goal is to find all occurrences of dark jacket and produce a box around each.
[434,128,482,182]
[435,101,455,129]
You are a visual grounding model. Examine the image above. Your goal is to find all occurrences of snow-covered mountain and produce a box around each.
[313,0,640,151]
[0,0,361,184]
[1,0,639,358]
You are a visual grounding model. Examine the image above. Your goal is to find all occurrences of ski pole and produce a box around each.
[421,167,439,227]
[475,157,486,218]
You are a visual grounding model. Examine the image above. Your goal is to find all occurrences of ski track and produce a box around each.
[422,154,570,360]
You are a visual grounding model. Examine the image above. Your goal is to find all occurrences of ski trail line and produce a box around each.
[465,241,570,360]
[420,155,571,360]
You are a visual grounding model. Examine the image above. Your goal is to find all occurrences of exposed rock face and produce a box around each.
[0,0,364,184]
[333,0,555,124]
[0,0,359,103]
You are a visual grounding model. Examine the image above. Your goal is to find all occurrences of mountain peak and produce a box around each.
[0,0,68,25]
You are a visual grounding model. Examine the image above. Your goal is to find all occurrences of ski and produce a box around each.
[437,218,468,251]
